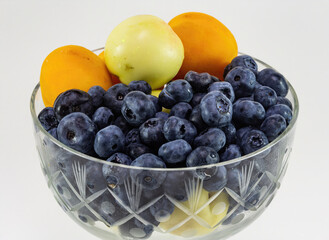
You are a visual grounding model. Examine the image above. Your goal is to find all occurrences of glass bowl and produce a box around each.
[30,55,299,240]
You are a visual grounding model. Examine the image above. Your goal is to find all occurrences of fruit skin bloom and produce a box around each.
[200,91,233,128]
[57,112,97,154]
[94,125,125,158]
[121,91,157,126]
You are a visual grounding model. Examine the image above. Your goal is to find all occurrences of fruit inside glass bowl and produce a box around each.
[30,49,299,240]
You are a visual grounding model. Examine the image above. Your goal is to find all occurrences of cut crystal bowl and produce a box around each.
[30,55,299,240]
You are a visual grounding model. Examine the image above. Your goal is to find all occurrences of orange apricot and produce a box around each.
[40,45,112,107]
[169,12,238,80]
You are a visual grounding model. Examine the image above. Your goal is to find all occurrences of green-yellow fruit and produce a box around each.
[159,189,229,237]
[105,15,184,89]
[151,90,170,113]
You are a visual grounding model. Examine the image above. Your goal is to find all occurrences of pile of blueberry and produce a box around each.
[38,55,292,172]
[38,55,293,236]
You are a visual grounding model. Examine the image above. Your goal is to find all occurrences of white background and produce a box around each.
[1,0,329,239]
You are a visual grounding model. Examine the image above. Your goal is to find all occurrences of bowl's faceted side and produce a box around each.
[31,56,298,240]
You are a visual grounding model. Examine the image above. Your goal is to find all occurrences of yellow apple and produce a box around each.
[159,189,229,237]
[104,15,184,89]
[151,90,170,113]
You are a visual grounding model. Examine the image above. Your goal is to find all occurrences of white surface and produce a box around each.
[1,0,329,239]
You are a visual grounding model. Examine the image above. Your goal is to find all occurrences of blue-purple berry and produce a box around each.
[121,91,156,126]
[257,68,288,97]
[225,67,257,98]
[94,125,125,158]
[92,107,114,130]
[260,114,287,141]
[169,102,193,119]
[193,128,226,152]
[128,80,152,94]
[200,91,233,128]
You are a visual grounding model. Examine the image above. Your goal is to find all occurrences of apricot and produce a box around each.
[169,12,238,80]
[40,45,112,107]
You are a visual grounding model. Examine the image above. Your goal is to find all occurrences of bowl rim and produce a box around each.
[30,52,299,171]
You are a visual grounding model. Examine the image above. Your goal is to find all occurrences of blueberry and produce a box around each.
[223,63,233,79]
[125,143,153,159]
[254,81,263,89]
[184,71,215,92]
[200,91,233,128]
[54,89,94,120]
[194,128,226,152]
[125,128,141,145]
[85,161,108,194]
[113,115,133,134]
[240,129,269,155]
[158,139,192,164]
[94,125,125,158]
[276,96,292,110]
[92,107,114,130]
[118,218,154,239]
[149,197,175,223]
[190,93,206,107]
[90,191,128,226]
[211,75,220,82]
[148,95,162,112]
[104,83,130,115]
[230,55,258,76]
[240,159,266,183]
[186,146,220,167]
[157,91,176,109]
[221,123,237,144]
[188,105,208,132]
[225,67,257,98]
[236,126,255,141]
[194,166,217,181]
[128,80,152,94]
[226,167,241,193]
[260,114,287,141]
[88,85,106,108]
[233,100,265,126]
[220,144,242,167]
[253,86,277,109]
[233,96,254,105]
[222,205,245,225]
[53,150,79,177]
[48,127,58,139]
[203,166,227,192]
[155,111,169,120]
[163,171,191,201]
[235,126,258,147]
[102,153,132,187]
[257,68,288,97]
[266,104,293,124]
[163,116,197,144]
[54,175,78,206]
[121,91,156,126]
[208,81,235,102]
[169,102,192,119]
[158,80,193,108]
[244,187,261,210]
[130,153,167,190]
[77,207,97,225]
[38,107,58,131]
[139,118,166,148]
[57,112,97,154]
